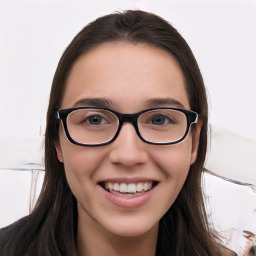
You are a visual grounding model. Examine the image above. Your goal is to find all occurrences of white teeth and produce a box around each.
[103,181,154,194]
[120,183,127,193]
[108,183,114,192]
[143,182,149,191]
[136,182,144,192]
[127,183,136,193]
[113,183,120,191]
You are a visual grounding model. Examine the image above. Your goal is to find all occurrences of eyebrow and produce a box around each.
[146,98,186,109]
[73,98,114,108]
[73,97,186,110]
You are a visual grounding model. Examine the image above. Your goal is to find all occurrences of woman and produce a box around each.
[0,10,236,256]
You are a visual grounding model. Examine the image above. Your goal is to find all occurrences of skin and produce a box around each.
[55,42,202,256]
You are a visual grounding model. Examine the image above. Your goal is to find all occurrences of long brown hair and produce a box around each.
[2,10,234,256]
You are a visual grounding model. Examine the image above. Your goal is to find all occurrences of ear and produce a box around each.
[190,120,203,165]
[54,140,64,163]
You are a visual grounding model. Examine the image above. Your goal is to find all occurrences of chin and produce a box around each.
[104,218,159,238]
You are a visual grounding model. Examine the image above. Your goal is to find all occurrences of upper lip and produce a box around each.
[98,177,159,184]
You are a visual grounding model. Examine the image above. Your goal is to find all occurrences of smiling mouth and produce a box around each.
[99,181,157,197]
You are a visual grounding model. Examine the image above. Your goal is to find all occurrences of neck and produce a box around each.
[76,207,158,256]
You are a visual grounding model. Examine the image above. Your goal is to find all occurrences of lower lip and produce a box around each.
[99,185,157,209]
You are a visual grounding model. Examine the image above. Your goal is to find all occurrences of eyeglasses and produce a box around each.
[56,107,198,146]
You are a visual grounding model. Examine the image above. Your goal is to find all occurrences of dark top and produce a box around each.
[0,218,30,256]
[0,222,15,255]
[0,218,239,256]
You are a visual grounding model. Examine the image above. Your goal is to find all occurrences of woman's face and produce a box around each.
[56,43,201,238]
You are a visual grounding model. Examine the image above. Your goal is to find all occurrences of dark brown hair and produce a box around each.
[1,10,235,256]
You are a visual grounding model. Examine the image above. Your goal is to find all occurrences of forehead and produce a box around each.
[61,42,190,111]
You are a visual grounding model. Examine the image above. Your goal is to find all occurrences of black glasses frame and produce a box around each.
[56,107,198,146]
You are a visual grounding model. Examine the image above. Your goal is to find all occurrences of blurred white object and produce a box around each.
[204,126,256,255]
[0,136,44,170]
[206,126,256,185]
[0,136,44,228]
[0,169,44,228]
[203,171,256,233]
[203,171,256,255]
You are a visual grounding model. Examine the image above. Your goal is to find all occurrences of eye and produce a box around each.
[87,115,106,125]
[151,114,174,125]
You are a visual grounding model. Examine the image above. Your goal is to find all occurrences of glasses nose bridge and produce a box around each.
[119,113,138,129]
[115,113,141,142]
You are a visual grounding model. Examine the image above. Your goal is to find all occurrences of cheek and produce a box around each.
[58,125,104,173]
[147,139,194,215]
[150,138,193,181]
[58,134,106,196]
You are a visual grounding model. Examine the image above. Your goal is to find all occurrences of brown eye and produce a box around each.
[88,115,104,125]
[151,114,173,125]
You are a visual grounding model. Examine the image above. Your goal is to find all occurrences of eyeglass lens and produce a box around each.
[65,108,188,145]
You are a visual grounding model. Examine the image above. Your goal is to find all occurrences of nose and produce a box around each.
[109,123,148,167]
